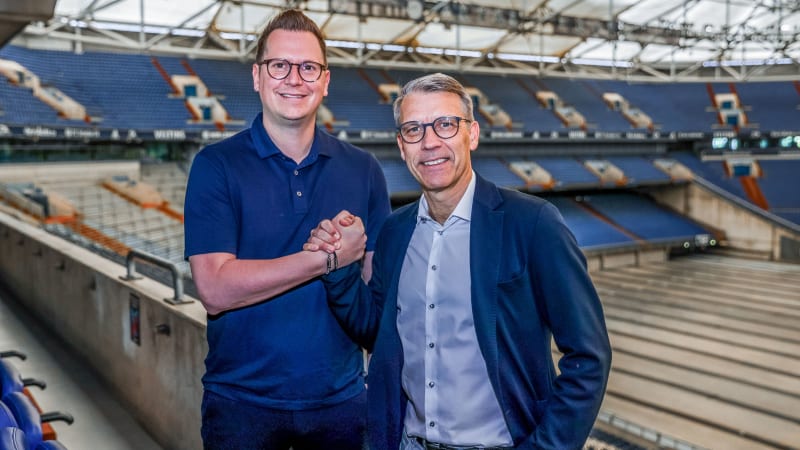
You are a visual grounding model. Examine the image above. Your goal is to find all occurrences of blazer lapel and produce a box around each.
[469,175,504,386]
[382,203,419,354]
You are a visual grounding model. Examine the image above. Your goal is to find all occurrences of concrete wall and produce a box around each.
[584,246,668,273]
[0,212,206,450]
[650,181,800,262]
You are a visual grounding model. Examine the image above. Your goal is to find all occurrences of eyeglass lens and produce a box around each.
[399,116,467,143]
[263,59,324,82]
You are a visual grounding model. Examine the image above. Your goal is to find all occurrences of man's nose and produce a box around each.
[284,65,303,84]
[420,124,441,148]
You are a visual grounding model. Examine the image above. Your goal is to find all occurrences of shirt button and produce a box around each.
[428,303,435,309]
[429,421,435,428]
[294,170,299,176]
[428,342,434,348]
[431,265,437,271]
[296,191,302,197]
[428,381,435,388]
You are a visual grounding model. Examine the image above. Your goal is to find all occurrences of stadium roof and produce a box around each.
[10,0,800,82]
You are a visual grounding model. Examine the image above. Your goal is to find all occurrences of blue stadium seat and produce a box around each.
[603,156,672,185]
[534,157,599,189]
[0,401,18,429]
[461,74,563,132]
[472,159,525,189]
[378,159,419,196]
[0,359,46,398]
[581,192,710,243]
[547,196,634,249]
[0,426,27,450]
[542,78,631,131]
[1,392,73,448]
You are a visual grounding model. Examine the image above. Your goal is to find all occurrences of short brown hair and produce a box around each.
[255,9,327,64]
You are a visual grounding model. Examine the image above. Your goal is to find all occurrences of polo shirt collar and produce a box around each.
[250,112,332,163]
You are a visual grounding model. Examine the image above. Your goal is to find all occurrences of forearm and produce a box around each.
[190,250,329,315]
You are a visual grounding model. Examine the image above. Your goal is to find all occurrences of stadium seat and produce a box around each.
[0,426,27,450]
[0,359,46,398]
[0,401,18,428]
[1,391,73,448]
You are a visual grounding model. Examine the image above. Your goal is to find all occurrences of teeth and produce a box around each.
[423,158,447,166]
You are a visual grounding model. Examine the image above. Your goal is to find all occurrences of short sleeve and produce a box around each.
[184,151,239,258]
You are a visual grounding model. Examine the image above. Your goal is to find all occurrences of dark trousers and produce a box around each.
[201,389,366,450]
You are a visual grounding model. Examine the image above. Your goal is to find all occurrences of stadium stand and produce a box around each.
[324,67,395,132]
[670,152,750,200]
[577,192,711,244]
[461,74,564,132]
[737,81,800,131]
[602,155,672,186]
[532,157,601,190]
[377,158,420,197]
[541,78,631,131]
[0,45,798,139]
[545,196,634,250]
[1,38,800,450]
[471,158,526,190]
[139,162,189,215]
[753,159,800,224]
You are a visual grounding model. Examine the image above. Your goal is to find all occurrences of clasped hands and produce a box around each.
[305,210,367,271]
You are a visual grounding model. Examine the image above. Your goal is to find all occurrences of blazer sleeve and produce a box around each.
[524,202,612,450]
[322,245,387,353]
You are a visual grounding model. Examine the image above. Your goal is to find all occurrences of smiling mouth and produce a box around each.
[422,158,448,166]
[280,93,304,99]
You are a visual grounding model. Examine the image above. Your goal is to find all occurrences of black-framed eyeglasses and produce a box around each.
[397,116,472,143]
[257,58,327,82]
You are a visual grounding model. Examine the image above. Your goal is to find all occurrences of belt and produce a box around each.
[413,436,511,450]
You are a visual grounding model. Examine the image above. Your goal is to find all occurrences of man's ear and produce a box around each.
[252,64,260,92]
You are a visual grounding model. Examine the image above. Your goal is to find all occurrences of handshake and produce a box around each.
[304,210,367,270]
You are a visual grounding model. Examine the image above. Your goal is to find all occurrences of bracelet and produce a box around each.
[325,251,339,275]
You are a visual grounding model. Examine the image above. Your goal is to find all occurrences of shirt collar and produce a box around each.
[250,112,331,165]
[418,170,476,224]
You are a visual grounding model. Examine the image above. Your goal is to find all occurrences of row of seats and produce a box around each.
[382,155,683,195]
[0,351,72,450]
[1,45,798,133]
[672,152,800,226]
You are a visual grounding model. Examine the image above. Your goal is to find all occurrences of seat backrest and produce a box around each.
[0,401,19,428]
[2,391,42,446]
[0,359,24,398]
[0,426,28,450]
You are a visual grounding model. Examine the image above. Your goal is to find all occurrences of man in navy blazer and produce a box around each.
[308,73,611,450]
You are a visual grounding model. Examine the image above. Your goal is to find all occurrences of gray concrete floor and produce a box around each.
[0,283,163,450]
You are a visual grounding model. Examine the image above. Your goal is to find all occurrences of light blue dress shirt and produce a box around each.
[397,172,513,447]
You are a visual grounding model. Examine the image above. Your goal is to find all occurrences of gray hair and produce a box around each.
[392,73,474,125]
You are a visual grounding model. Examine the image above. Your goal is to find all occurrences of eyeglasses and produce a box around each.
[397,116,472,144]
[257,58,327,82]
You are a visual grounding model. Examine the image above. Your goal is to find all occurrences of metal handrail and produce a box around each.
[120,248,192,305]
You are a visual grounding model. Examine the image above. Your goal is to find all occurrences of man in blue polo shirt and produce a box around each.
[183,9,390,450]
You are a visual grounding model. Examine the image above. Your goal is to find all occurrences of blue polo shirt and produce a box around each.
[184,113,390,409]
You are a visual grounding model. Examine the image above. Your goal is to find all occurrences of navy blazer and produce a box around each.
[325,174,612,450]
